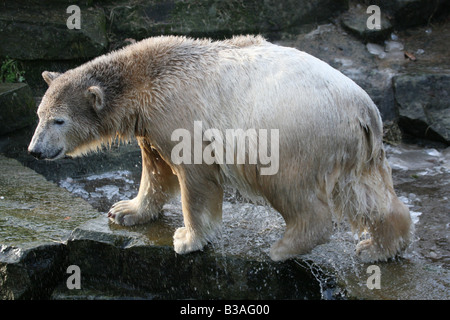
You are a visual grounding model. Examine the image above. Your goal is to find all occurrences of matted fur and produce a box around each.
[28,35,413,262]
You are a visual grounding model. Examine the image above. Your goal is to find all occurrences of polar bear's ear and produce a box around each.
[86,86,105,113]
[42,71,61,86]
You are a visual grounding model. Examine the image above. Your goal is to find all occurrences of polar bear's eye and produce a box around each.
[54,119,65,125]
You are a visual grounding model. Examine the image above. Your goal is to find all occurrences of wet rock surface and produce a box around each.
[0,155,99,247]
[59,217,323,299]
[0,154,328,300]
[0,155,99,299]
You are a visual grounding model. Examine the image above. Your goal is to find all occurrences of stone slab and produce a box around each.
[63,216,326,299]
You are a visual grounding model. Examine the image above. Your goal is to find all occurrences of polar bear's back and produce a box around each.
[217,42,378,124]
[208,40,382,158]
[97,35,383,170]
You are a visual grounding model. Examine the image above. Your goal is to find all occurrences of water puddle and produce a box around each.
[57,143,449,299]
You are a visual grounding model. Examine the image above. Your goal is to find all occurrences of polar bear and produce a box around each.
[28,35,412,262]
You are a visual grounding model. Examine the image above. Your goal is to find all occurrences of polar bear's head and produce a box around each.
[28,70,107,160]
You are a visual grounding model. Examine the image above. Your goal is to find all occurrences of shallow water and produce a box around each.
[57,143,449,299]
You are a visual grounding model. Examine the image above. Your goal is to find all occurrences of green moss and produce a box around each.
[1,58,26,83]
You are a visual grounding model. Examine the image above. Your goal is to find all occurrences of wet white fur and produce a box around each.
[29,36,413,262]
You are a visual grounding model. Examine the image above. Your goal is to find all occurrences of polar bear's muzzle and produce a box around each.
[28,124,67,161]
[29,147,64,160]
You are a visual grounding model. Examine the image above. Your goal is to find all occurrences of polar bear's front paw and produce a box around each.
[173,227,206,254]
[108,199,147,226]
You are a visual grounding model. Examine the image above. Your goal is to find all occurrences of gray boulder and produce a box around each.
[341,5,393,43]
[394,72,450,144]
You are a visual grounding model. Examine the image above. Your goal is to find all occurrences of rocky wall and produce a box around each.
[0,1,449,140]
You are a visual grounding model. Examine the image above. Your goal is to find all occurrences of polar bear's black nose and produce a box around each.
[29,149,43,160]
